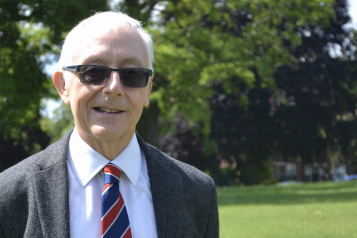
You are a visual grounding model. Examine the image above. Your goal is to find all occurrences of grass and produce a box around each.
[217,181,357,238]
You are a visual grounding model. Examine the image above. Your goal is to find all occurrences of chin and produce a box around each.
[90,125,128,141]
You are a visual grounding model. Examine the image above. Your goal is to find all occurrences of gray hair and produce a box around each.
[58,11,154,70]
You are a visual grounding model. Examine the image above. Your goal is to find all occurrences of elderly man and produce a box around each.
[0,12,218,238]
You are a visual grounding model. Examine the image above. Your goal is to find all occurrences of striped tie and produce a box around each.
[101,163,132,238]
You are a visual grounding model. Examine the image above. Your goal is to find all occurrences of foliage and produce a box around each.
[0,0,108,170]
[159,114,219,172]
[112,0,159,24]
[2,0,357,187]
[210,0,357,183]
[146,0,356,184]
[40,104,74,143]
[152,0,336,135]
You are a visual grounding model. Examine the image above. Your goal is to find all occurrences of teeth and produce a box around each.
[99,107,120,113]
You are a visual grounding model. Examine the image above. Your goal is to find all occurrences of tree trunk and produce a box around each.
[325,147,340,180]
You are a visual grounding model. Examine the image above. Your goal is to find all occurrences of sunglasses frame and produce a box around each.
[62,65,153,88]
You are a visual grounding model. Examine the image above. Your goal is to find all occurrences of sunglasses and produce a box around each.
[62,65,152,88]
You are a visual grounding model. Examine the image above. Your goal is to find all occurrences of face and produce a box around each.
[55,27,152,149]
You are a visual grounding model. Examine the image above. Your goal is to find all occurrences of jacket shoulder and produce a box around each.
[0,150,44,194]
[0,150,45,237]
[165,152,213,185]
[0,128,72,197]
[0,129,72,237]
[138,137,215,193]
[140,141,219,237]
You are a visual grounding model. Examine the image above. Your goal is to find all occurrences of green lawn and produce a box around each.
[218,181,357,238]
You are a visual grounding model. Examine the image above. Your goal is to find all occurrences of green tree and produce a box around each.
[107,0,355,183]
[116,0,337,153]
[0,0,108,170]
[4,0,355,186]
[210,0,357,183]
[152,0,335,132]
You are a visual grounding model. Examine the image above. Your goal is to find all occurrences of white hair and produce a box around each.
[58,11,154,70]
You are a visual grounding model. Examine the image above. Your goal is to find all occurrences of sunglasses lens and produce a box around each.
[121,69,148,88]
[80,66,109,85]
[78,66,149,87]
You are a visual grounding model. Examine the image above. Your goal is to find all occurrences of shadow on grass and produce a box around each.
[217,181,357,206]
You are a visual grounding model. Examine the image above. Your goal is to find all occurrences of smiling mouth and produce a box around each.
[94,107,124,114]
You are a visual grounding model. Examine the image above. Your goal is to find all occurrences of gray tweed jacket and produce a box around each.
[0,129,219,238]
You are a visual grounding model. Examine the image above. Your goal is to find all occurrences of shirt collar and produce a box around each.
[68,128,142,187]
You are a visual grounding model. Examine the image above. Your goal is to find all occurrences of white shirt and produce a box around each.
[67,128,158,238]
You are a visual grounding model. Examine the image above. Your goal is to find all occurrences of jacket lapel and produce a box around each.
[33,129,73,238]
[137,135,183,238]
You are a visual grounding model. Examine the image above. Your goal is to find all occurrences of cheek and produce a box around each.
[126,92,144,118]
[69,96,83,122]
[133,96,148,123]
[144,94,150,106]
[132,91,148,110]
[68,84,93,117]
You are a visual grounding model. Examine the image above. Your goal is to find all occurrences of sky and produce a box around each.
[347,0,357,27]
[42,0,357,118]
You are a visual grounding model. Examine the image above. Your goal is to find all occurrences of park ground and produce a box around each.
[218,181,357,238]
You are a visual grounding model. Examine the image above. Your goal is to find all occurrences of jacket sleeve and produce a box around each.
[0,223,5,238]
[204,179,219,238]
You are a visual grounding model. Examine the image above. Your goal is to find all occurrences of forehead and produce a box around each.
[73,27,147,67]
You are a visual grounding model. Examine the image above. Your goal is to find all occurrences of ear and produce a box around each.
[144,75,153,107]
[53,71,70,105]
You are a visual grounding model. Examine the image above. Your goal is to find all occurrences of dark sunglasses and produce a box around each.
[62,65,152,88]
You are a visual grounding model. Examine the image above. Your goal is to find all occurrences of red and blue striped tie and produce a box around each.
[101,163,132,238]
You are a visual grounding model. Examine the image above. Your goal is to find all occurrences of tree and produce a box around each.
[3,0,355,186]
[152,0,335,132]
[115,0,354,184]
[0,0,109,170]
[159,114,218,172]
[210,0,357,183]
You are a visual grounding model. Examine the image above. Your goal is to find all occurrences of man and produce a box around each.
[0,12,219,238]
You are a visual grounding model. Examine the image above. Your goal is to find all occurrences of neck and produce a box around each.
[76,128,134,160]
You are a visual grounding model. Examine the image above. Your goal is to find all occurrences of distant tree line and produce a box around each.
[1,0,356,185]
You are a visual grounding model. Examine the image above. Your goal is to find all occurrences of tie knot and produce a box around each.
[103,163,122,184]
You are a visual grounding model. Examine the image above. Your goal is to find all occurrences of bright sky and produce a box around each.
[42,0,357,118]
[348,0,357,28]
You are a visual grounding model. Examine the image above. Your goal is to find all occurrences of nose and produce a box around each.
[103,71,124,96]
